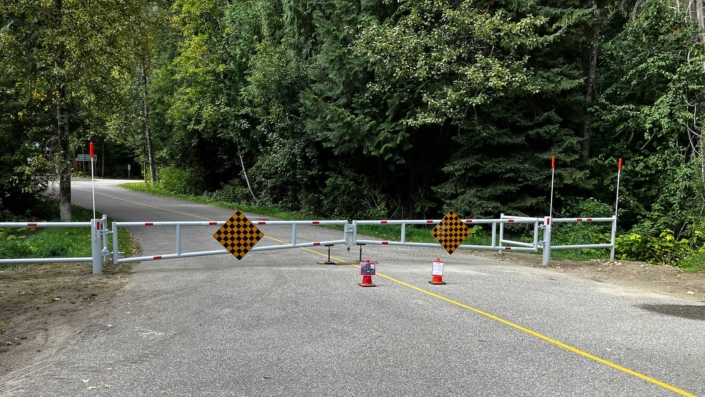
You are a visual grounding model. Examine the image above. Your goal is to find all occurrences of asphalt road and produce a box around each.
[9,179,705,396]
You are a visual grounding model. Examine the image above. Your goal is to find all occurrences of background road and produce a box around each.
[10,179,705,396]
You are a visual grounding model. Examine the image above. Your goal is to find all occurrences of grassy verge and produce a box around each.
[119,182,619,262]
[0,199,133,269]
[121,182,308,220]
[680,252,705,273]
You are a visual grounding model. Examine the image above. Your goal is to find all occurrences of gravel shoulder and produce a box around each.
[471,251,704,302]
[0,263,130,379]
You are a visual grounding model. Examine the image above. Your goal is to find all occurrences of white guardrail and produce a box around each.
[501,214,617,266]
[111,220,349,264]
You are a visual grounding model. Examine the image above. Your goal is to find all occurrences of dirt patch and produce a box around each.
[0,262,130,377]
[470,251,705,302]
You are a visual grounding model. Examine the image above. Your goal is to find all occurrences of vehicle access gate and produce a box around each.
[0,210,618,275]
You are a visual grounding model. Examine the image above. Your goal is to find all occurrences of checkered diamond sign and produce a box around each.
[213,211,264,260]
[431,211,469,255]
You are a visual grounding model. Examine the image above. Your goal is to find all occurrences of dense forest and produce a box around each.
[1,0,704,263]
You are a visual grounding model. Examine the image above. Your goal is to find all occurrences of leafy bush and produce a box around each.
[205,180,252,204]
[157,166,203,195]
[615,227,705,265]
[320,172,388,219]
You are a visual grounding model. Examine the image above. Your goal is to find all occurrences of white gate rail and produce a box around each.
[0,215,107,274]
[542,216,617,265]
[353,218,541,252]
[112,220,349,264]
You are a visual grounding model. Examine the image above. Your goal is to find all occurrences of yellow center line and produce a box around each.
[81,186,696,397]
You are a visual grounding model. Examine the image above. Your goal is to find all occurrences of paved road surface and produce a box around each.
[6,179,705,396]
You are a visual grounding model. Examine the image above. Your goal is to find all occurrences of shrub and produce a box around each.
[206,180,252,204]
[157,166,203,195]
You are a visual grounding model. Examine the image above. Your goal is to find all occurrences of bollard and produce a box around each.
[429,257,446,285]
[91,219,102,274]
[542,217,551,266]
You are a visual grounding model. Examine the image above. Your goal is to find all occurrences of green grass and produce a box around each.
[680,252,705,273]
[121,182,307,220]
[0,200,133,267]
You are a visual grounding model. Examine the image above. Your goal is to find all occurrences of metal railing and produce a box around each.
[353,218,541,253]
[0,214,108,274]
[501,214,617,266]
[0,212,619,271]
[111,220,349,264]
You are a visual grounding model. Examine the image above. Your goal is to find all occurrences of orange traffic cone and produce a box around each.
[429,257,446,285]
[359,274,376,287]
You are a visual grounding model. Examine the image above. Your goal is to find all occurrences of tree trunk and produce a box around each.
[239,150,258,203]
[697,0,704,41]
[57,87,72,221]
[53,0,72,221]
[141,64,156,185]
[582,4,600,158]
[101,139,105,178]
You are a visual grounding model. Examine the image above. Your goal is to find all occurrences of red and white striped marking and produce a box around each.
[153,255,162,260]
[465,219,473,223]
[382,241,389,245]
[28,223,37,227]
[145,222,154,226]
[381,220,388,224]
[312,221,320,225]
[426,220,433,224]
[313,242,321,246]
[508,219,515,223]
[505,247,512,250]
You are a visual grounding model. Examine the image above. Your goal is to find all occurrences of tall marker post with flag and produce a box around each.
[610,158,623,262]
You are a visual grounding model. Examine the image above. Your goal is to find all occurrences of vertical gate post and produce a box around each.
[542,216,551,266]
[498,213,505,254]
[101,214,109,253]
[91,219,102,274]
[112,222,120,265]
[610,216,617,262]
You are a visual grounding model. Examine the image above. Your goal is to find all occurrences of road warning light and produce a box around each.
[429,258,446,285]
[359,260,376,287]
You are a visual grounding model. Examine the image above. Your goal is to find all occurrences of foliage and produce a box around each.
[156,166,203,195]
[2,0,704,268]
[0,200,132,261]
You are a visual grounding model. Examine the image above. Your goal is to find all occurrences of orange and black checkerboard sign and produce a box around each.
[213,211,264,260]
[431,211,469,255]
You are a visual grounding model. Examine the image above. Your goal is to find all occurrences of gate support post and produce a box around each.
[610,216,617,262]
[498,213,504,254]
[91,219,102,275]
[542,217,551,266]
[112,222,120,265]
